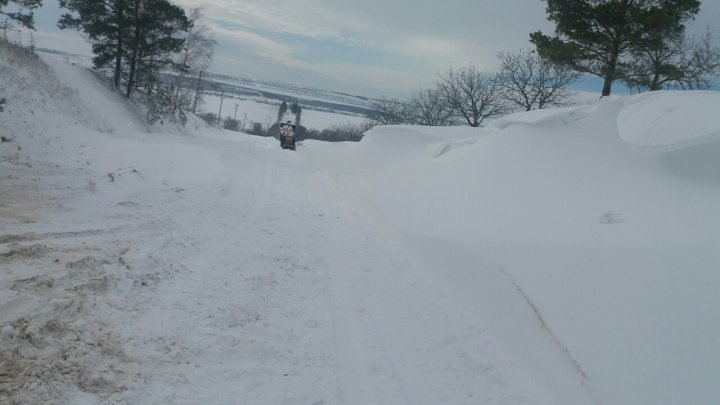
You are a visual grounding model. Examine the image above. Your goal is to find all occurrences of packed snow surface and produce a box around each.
[1,45,719,405]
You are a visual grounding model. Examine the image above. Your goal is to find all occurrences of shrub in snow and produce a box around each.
[222,117,240,132]
[316,121,371,142]
[198,112,216,125]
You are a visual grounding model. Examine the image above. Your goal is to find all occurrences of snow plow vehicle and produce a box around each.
[279,122,296,151]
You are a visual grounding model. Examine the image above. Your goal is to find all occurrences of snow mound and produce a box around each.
[617,90,720,152]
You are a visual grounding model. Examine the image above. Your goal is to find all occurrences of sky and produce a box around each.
[11,0,720,98]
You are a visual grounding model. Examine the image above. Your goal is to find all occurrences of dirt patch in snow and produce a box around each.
[0,156,175,404]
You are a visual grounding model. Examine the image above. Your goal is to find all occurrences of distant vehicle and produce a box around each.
[279,121,296,151]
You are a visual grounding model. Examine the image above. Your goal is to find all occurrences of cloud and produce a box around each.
[382,36,498,73]
[177,0,368,44]
[211,25,314,71]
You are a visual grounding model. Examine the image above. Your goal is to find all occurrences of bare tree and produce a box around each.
[172,7,216,113]
[368,97,410,125]
[437,65,509,127]
[626,29,720,91]
[498,50,579,111]
[406,87,456,126]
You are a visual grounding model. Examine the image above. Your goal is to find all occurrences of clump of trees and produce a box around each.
[311,121,372,142]
[367,0,719,128]
[530,0,718,95]
[627,28,720,91]
[369,50,580,128]
[222,117,240,131]
[58,0,215,124]
[1,0,42,29]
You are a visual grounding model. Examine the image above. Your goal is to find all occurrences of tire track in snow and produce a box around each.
[320,172,595,404]
[400,235,597,404]
[320,200,415,405]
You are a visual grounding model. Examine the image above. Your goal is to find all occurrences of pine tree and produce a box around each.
[125,0,188,98]
[1,0,42,29]
[59,0,188,98]
[530,0,700,96]
[59,0,130,88]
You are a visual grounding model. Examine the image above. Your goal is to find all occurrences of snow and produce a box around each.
[2,43,720,405]
[617,90,720,151]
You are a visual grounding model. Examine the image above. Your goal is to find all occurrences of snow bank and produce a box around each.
[312,91,720,405]
[617,90,720,152]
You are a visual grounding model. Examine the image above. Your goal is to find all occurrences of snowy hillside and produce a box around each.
[33,48,373,133]
[2,42,720,405]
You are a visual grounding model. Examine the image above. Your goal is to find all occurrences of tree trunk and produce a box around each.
[602,54,616,96]
[126,43,138,98]
[602,49,620,97]
[650,73,661,91]
[126,0,141,98]
[113,0,125,89]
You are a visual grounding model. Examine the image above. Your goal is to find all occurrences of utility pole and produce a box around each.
[191,70,204,114]
[243,113,247,131]
[217,92,225,126]
[234,103,239,120]
[2,19,8,43]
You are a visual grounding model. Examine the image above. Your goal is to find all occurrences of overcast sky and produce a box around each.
[18,0,720,97]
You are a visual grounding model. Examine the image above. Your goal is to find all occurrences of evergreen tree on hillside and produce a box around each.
[59,0,131,88]
[1,0,42,29]
[125,0,188,98]
[59,0,188,97]
[530,0,700,96]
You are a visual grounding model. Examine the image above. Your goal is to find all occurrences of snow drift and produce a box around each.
[617,90,720,151]
[306,92,720,405]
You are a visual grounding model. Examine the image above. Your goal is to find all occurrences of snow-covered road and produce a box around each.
[4,50,720,405]
[89,138,591,404]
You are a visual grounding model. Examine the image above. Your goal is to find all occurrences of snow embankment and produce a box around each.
[308,90,720,405]
[617,90,720,152]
